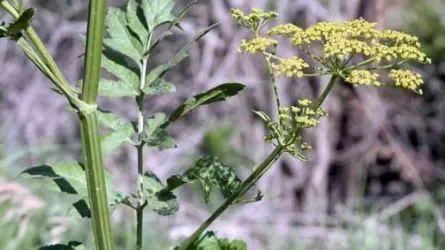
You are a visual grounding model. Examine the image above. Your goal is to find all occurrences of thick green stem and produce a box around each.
[78,112,114,250]
[179,146,284,250]
[79,0,114,249]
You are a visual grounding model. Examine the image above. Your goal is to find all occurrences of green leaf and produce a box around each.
[141,0,175,31]
[98,79,139,97]
[126,0,148,48]
[38,241,87,250]
[96,109,122,131]
[162,83,246,128]
[20,161,117,218]
[101,122,135,157]
[101,47,139,90]
[104,7,143,63]
[142,79,176,95]
[166,156,242,203]
[142,113,176,150]
[189,231,247,250]
[144,23,219,88]
[143,171,179,215]
[0,8,34,39]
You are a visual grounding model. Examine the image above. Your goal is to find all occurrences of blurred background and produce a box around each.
[1,0,445,249]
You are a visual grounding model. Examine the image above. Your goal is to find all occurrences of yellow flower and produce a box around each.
[231,8,278,31]
[345,70,381,86]
[272,57,309,77]
[388,69,424,94]
[381,30,421,47]
[238,37,277,54]
[268,24,303,37]
[323,36,372,59]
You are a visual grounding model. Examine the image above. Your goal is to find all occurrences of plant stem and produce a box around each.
[78,113,114,250]
[135,31,153,250]
[179,145,284,250]
[135,93,145,250]
[0,1,82,106]
[136,143,144,250]
[79,0,114,249]
[311,75,338,111]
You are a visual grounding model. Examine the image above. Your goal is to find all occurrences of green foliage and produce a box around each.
[0,8,33,39]
[19,161,117,218]
[96,110,136,157]
[37,241,86,250]
[162,83,246,129]
[167,156,242,203]
[143,171,179,215]
[188,231,247,250]
[142,112,176,150]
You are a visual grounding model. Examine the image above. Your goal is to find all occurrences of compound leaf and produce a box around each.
[142,113,176,150]
[162,83,246,128]
[188,231,247,250]
[141,0,175,31]
[101,122,135,157]
[166,156,242,203]
[104,7,143,63]
[143,171,179,215]
[142,79,176,95]
[20,161,117,218]
[144,23,218,88]
[98,79,139,97]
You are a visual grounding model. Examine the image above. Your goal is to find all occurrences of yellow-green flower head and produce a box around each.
[345,70,381,86]
[272,57,309,77]
[324,36,372,59]
[301,142,312,151]
[388,69,424,94]
[268,24,303,37]
[381,30,420,48]
[231,8,278,31]
[238,37,277,54]
[298,99,312,107]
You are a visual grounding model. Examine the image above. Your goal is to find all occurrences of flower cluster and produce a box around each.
[232,7,431,95]
[238,37,277,54]
[345,70,381,86]
[388,69,424,94]
[231,8,277,32]
[272,57,309,77]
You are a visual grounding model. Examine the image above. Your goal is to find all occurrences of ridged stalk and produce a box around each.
[79,0,114,249]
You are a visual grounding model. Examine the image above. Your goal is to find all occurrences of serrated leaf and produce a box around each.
[20,161,116,218]
[144,23,218,87]
[162,83,246,129]
[105,8,143,63]
[126,0,148,48]
[166,156,241,203]
[190,231,247,250]
[101,47,139,89]
[96,109,122,131]
[142,79,176,95]
[142,113,176,150]
[143,171,179,215]
[101,122,135,156]
[98,79,139,97]
[141,0,176,31]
